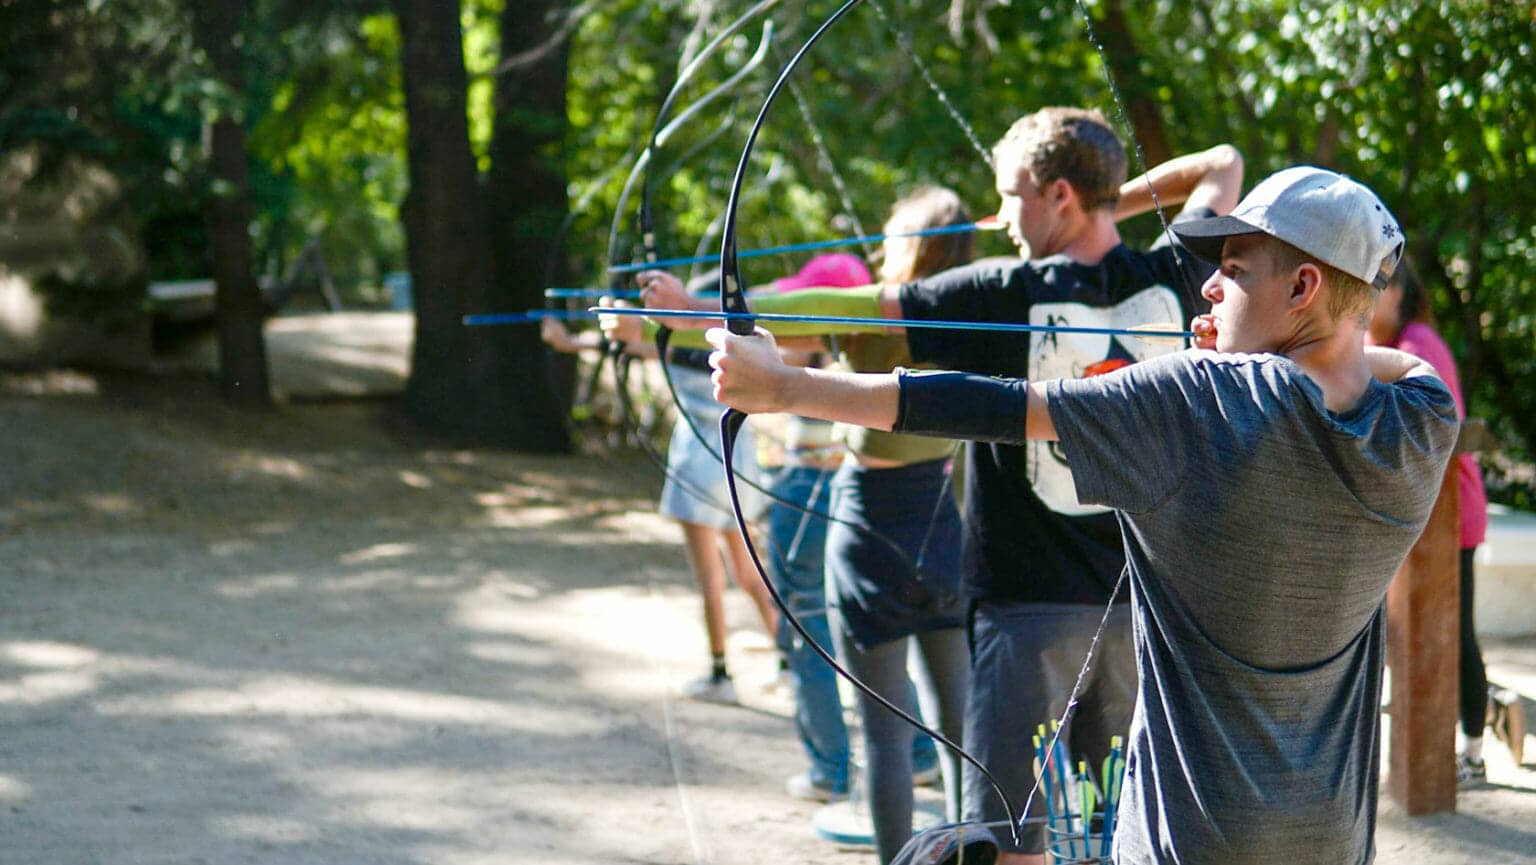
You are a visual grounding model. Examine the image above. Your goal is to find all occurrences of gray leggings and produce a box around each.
[830,615,969,865]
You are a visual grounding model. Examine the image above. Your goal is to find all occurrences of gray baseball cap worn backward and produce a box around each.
[1172,166,1404,290]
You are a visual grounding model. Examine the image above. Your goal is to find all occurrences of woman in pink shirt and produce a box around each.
[1368,261,1492,784]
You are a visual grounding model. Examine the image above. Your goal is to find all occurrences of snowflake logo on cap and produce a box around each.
[1382,222,1398,239]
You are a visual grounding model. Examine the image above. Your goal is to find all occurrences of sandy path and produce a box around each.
[1,370,1531,864]
[0,371,862,864]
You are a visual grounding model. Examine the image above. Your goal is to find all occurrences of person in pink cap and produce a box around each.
[772,252,873,294]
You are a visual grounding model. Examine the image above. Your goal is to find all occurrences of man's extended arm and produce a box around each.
[704,326,1058,441]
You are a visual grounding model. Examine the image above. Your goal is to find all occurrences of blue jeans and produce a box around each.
[765,465,937,793]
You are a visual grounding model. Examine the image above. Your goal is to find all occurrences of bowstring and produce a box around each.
[599,2,785,509]
[1011,0,1199,841]
[868,0,994,170]
[783,68,875,252]
[1069,0,1191,285]
[712,0,1025,846]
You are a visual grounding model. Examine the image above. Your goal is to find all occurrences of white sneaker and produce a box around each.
[681,673,738,705]
[912,764,942,787]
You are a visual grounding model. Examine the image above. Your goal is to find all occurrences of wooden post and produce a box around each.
[1385,464,1460,814]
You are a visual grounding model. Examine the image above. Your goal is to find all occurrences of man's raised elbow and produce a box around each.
[1209,143,1242,171]
[1202,144,1245,215]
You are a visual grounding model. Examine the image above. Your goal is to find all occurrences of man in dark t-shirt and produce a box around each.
[888,115,1237,861]
[622,108,1243,862]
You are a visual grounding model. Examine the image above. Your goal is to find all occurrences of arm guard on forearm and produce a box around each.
[893,368,1032,445]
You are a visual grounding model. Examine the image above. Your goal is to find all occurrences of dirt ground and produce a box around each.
[2,365,1533,865]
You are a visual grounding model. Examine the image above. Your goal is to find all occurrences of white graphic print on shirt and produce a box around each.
[1026,286,1186,515]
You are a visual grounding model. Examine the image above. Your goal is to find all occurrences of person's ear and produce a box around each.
[1051,178,1078,212]
[1289,262,1323,310]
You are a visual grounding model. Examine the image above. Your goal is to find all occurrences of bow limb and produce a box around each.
[711,0,1026,846]
[655,0,784,141]
[577,14,880,543]
[600,8,779,442]
[637,19,776,268]
[607,7,780,278]
[867,0,994,168]
[586,6,788,512]
[629,11,892,548]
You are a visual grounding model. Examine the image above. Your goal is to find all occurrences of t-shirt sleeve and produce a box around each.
[1045,352,1202,514]
[1394,322,1466,417]
[1390,372,1461,453]
[897,260,1019,372]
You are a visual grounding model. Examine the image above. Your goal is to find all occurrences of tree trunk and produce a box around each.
[208,117,273,407]
[393,0,570,451]
[489,0,579,423]
[195,0,272,408]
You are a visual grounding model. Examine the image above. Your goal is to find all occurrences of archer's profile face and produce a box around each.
[1200,235,1291,354]
[993,151,1055,260]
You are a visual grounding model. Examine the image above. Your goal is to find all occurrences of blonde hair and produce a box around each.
[991,107,1127,211]
[879,186,974,283]
[1262,237,1376,323]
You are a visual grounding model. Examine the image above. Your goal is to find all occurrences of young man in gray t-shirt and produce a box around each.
[700,166,1459,864]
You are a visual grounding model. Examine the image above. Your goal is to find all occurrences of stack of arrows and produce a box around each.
[1032,724,1125,864]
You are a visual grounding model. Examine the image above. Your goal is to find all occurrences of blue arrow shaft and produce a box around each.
[588,306,1193,339]
[462,309,599,326]
[607,222,992,274]
[544,288,643,300]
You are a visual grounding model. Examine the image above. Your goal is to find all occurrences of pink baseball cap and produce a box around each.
[773,252,872,292]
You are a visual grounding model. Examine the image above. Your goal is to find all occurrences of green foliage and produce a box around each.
[0,0,208,323]
[4,0,1532,498]
[246,9,407,298]
[560,0,1536,502]
[463,0,504,170]
[0,0,406,307]
[1123,0,1536,498]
